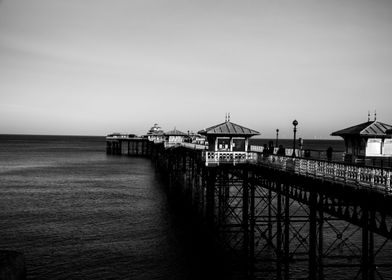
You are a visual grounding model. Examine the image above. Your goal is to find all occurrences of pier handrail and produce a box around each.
[180,142,208,150]
[203,151,257,166]
[257,155,392,193]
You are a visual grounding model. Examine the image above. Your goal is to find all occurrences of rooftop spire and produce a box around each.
[228,112,230,122]
[374,110,377,121]
[368,111,370,122]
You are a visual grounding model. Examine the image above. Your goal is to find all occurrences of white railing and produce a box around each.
[257,155,392,192]
[250,145,301,157]
[180,142,208,150]
[204,151,257,166]
[250,145,265,153]
[163,142,208,150]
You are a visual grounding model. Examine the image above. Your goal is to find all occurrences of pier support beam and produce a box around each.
[276,182,283,280]
[284,184,290,280]
[242,167,249,274]
[206,168,216,228]
[362,204,375,280]
[249,171,255,278]
[309,189,318,280]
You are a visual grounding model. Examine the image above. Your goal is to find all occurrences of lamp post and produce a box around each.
[276,129,279,147]
[292,120,298,157]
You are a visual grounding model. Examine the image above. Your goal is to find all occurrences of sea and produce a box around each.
[0,135,391,280]
[0,135,227,280]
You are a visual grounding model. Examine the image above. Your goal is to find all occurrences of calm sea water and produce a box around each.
[0,135,227,280]
[1,135,390,280]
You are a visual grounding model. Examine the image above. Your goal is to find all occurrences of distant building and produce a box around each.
[186,131,207,145]
[145,123,165,143]
[331,120,392,162]
[164,128,188,147]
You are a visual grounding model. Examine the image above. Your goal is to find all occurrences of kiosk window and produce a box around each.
[217,138,230,151]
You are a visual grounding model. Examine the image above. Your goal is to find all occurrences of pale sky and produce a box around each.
[1,0,391,139]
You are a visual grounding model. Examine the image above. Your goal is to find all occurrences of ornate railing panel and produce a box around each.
[203,151,257,166]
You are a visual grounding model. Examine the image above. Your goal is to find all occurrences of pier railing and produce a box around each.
[203,151,257,166]
[250,145,301,157]
[257,155,392,192]
[180,142,208,150]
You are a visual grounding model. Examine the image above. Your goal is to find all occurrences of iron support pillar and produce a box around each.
[249,172,255,278]
[362,205,376,280]
[218,170,224,226]
[309,189,318,280]
[318,195,324,280]
[206,168,216,228]
[242,168,249,274]
[276,182,283,280]
[369,210,375,280]
[284,184,290,280]
[362,205,369,280]
[268,186,273,243]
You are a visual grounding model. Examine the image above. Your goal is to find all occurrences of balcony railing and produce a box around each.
[203,151,257,166]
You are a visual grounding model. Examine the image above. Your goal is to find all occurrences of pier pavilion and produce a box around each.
[331,119,392,163]
[164,128,188,148]
[145,123,165,143]
[198,120,259,166]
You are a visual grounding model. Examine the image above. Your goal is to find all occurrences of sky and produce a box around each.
[0,0,392,139]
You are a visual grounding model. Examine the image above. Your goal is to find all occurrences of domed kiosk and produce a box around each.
[198,119,260,166]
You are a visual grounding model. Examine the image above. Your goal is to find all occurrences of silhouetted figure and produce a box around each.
[327,146,333,161]
[263,144,269,157]
[268,140,274,155]
[277,145,285,156]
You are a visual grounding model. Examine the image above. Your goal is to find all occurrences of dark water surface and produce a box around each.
[0,135,225,280]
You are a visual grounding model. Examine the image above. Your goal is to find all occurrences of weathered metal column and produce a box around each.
[242,167,249,273]
[284,183,290,280]
[309,189,318,280]
[361,205,376,280]
[218,169,224,226]
[276,182,283,280]
[362,205,369,280]
[118,141,122,155]
[268,186,273,243]
[249,169,255,278]
[206,168,216,228]
[318,195,324,280]
[369,210,375,280]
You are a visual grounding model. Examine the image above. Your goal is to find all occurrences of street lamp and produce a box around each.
[292,120,298,157]
[276,129,279,147]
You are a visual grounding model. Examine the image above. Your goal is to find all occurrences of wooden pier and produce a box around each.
[106,126,392,280]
